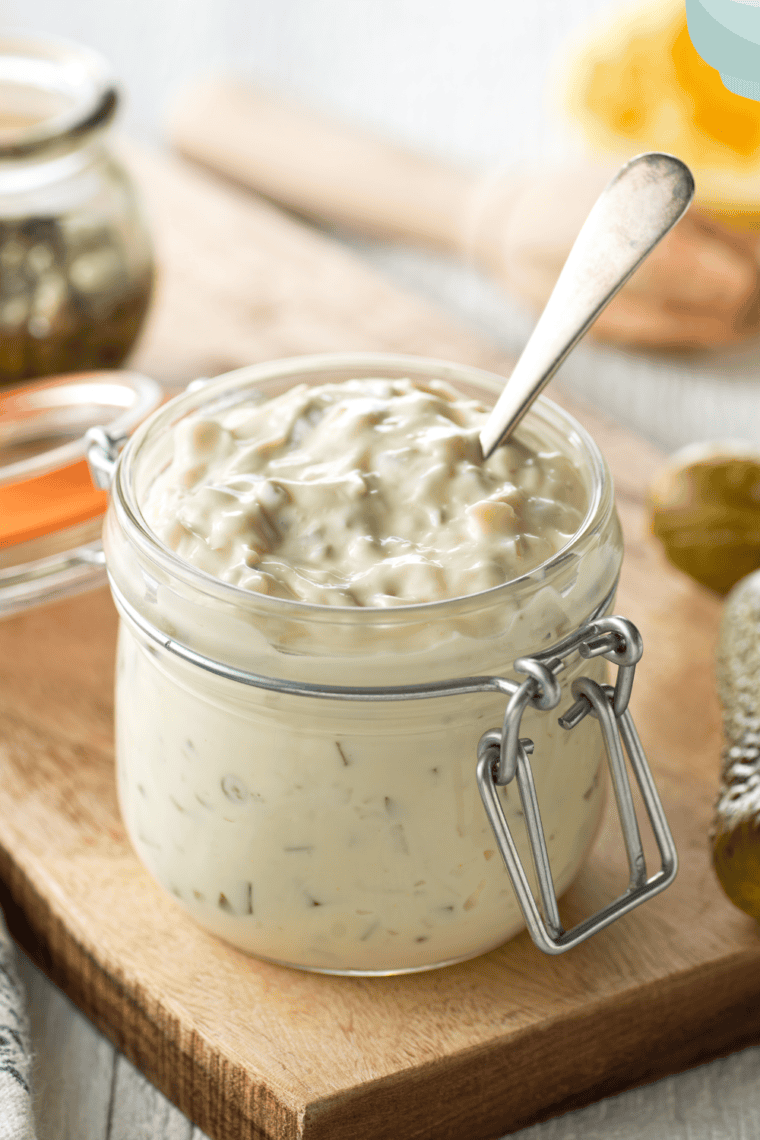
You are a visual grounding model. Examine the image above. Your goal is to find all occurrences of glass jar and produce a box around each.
[0,35,153,385]
[100,353,670,974]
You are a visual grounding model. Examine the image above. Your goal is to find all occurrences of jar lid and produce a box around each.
[0,369,161,617]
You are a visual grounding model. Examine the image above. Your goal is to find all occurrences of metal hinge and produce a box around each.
[476,616,677,954]
[85,424,130,490]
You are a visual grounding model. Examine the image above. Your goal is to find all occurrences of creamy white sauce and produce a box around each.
[112,375,618,973]
[142,378,586,606]
[116,634,607,972]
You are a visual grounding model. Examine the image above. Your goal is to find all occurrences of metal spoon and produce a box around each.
[479,152,695,459]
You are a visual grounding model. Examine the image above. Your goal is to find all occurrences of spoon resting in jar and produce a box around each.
[479,153,695,459]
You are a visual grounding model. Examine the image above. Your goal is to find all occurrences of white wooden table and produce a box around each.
[4,0,760,1134]
[18,940,760,1140]
[18,936,760,1140]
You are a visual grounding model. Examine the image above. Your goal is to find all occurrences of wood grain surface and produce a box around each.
[0,147,756,1140]
[167,79,760,352]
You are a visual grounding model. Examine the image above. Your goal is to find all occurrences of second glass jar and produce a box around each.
[0,35,153,384]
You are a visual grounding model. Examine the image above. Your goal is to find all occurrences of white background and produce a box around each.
[3,0,617,161]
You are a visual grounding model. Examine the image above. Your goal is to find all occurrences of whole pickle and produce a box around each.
[648,442,760,595]
[713,569,760,918]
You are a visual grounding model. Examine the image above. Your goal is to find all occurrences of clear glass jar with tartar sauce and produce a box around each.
[100,353,668,974]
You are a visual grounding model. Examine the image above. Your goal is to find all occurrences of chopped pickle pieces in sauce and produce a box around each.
[143,378,586,606]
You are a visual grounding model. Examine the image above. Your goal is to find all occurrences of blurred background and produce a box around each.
[2,0,613,160]
[14,0,760,452]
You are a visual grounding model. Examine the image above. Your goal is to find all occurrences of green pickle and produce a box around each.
[714,569,760,918]
[648,443,760,595]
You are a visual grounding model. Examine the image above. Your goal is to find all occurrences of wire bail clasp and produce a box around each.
[476,616,677,955]
[85,424,130,490]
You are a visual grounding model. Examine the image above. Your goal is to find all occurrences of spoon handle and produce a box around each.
[479,152,695,458]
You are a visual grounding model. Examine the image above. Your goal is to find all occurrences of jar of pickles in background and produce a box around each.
[0,35,154,384]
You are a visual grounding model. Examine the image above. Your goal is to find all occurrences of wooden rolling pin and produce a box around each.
[167,79,760,350]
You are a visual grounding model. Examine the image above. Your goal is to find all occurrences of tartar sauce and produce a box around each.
[142,378,586,606]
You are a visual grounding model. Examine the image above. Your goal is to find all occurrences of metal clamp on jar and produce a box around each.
[476,614,675,954]
[88,353,677,974]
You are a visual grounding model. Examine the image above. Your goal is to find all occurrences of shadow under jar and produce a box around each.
[0,35,153,384]
[102,354,652,975]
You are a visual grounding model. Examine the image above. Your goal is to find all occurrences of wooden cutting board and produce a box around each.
[0,147,757,1140]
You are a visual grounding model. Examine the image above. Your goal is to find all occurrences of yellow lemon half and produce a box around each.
[559,0,760,222]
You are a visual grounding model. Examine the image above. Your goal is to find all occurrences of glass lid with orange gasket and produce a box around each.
[0,370,160,616]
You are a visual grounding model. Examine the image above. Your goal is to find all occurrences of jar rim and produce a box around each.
[111,352,615,625]
[0,34,117,160]
[0,370,162,620]
[0,369,160,487]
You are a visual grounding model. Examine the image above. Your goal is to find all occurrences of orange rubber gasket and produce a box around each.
[0,458,107,547]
